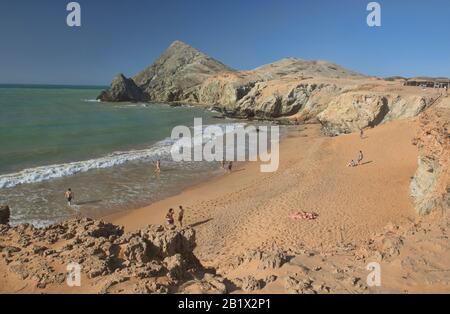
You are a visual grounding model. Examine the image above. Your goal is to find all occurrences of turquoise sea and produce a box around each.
[0,85,251,226]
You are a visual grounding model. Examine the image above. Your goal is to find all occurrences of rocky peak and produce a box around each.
[97,73,143,102]
[130,41,233,102]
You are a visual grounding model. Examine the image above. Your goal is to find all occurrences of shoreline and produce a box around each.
[102,139,274,230]
[104,120,419,261]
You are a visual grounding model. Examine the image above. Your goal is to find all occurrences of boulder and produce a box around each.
[241,275,262,292]
[141,225,196,258]
[243,248,288,270]
[179,273,227,294]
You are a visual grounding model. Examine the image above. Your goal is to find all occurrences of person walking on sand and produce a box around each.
[178,205,184,227]
[65,188,74,206]
[357,150,364,165]
[360,128,364,139]
[166,208,175,226]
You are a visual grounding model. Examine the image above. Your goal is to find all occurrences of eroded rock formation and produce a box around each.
[410,107,450,215]
[0,217,224,293]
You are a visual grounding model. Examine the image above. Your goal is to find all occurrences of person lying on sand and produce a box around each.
[347,160,357,167]
[166,208,175,226]
[64,188,74,206]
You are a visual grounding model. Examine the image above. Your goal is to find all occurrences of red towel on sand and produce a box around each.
[291,211,319,221]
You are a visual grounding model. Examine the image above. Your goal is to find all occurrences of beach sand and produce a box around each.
[3,117,449,293]
[106,119,419,264]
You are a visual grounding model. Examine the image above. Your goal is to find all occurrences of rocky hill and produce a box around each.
[98,41,440,134]
[98,41,232,103]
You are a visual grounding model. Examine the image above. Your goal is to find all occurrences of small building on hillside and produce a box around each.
[404,79,450,88]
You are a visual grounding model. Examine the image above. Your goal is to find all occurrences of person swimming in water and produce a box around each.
[65,188,74,206]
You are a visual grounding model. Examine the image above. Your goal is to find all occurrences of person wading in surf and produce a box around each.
[65,188,74,206]
[154,159,161,173]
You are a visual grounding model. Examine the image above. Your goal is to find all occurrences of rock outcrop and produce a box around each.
[97,74,144,102]
[410,107,450,215]
[0,218,220,293]
[317,93,434,135]
[98,41,232,103]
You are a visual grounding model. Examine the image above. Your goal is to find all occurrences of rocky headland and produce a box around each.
[98,40,439,135]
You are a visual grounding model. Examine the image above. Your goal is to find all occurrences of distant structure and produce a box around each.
[404,78,450,89]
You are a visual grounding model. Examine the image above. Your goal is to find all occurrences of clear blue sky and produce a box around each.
[1,0,449,85]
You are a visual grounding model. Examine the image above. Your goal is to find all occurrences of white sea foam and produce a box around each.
[0,123,247,189]
[82,99,101,103]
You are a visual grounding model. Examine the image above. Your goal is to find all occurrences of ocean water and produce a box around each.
[0,85,267,226]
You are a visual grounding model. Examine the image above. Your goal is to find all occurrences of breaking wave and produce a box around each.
[0,122,248,189]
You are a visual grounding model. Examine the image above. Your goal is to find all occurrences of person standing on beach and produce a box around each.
[228,161,233,173]
[166,208,175,226]
[178,205,184,227]
[360,128,364,139]
[357,150,364,165]
[65,188,74,206]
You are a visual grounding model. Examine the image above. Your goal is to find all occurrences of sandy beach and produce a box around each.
[106,119,419,263]
[2,110,449,294]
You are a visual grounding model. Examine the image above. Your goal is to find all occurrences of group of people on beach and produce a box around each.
[347,150,364,168]
[221,160,233,172]
[165,206,185,227]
